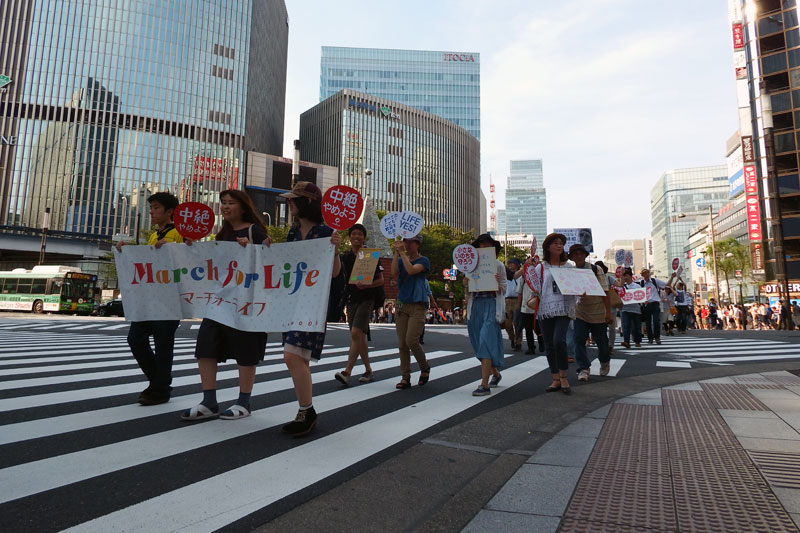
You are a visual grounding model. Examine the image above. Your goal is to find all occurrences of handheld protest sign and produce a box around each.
[348,248,380,284]
[379,211,400,239]
[322,185,364,231]
[530,237,537,258]
[671,257,680,271]
[453,244,478,273]
[397,210,424,239]
[614,249,625,266]
[624,250,634,267]
[174,202,215,240]
[524,262,543,292]
[615,265,625,278]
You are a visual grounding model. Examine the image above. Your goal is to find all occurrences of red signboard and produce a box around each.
[174,202,215,240]
[321,185,364,230]
[746,196,762,240]
[671,258,680,271]
[743,164,758,194]
[732,22,744,50]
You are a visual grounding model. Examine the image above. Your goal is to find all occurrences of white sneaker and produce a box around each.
[578,369,590,382]
[334,371,350,387]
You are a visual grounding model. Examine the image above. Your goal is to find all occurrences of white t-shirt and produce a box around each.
[516,278,535,315]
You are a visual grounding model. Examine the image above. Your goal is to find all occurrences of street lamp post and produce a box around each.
[700,249,709,304]
[708,205,720,302]
[38,207,51,265]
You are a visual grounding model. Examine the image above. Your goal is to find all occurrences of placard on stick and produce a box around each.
[549,267,605,296]
[174,202,215,240]
[348,248,380,284]
[467,247,499,292]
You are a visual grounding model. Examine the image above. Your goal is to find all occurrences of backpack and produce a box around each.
[326,264,347,323]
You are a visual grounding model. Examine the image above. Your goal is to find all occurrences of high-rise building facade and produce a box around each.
[650,166,729,278]
[503,160,547,239]
[0,0,288,260]
[729,0,800,291]
[299,90,481,231]
[319,47,480,140]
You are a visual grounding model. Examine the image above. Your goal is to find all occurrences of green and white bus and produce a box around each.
[0,266,98,314]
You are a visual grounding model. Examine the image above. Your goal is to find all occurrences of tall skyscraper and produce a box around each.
[503,160,547,239]
[319,47,480,140]
[650,166,729,278]
[0,0,289,260]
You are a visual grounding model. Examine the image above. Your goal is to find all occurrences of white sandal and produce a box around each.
[181,403,219,421]
[220,404,251,420]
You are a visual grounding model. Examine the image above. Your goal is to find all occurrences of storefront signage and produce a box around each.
[741,136,754,163]
[751,242,764,274]
[761,283,800,294]
[746,196,762,240]
[443,53,475,62]
[0,135,16,146]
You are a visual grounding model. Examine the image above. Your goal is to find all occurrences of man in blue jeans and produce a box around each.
[639,268,669,345]
[569,245,612,382]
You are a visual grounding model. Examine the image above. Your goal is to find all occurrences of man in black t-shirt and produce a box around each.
[334,224,384,386]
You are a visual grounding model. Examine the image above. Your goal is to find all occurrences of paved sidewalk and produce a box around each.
[466,370,800,532]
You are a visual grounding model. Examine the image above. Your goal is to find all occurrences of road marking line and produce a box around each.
[657,361,692,368]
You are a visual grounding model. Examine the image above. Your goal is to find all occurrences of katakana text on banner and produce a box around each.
[115,239,334,332]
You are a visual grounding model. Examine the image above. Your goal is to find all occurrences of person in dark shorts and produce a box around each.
[266,181,342,437]
[334,224,384,386]
[182,190,268,422]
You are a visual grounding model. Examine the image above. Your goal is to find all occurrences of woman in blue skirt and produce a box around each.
[466,234,507,396]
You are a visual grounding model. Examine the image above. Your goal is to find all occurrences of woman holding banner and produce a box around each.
[465,234,506,396]
[182,190,269,422]
[537,233,576,394]
[270,181,342,437]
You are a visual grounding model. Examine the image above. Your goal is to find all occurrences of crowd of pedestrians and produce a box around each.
[118,196,798,437]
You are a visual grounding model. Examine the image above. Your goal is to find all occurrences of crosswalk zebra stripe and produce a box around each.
[0,354,536,505]
[691,353,800,363]
[57,356,551,533]
[0,348,459,415]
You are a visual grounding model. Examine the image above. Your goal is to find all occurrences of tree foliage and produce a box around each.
[705,238,752,297]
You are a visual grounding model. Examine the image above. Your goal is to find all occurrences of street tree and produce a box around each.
[706,238,751,301]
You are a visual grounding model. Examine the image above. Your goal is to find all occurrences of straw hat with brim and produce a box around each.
[279,181,322,201]
[568,243,588,257]
[472,233,501,255]
[542,232,567,255]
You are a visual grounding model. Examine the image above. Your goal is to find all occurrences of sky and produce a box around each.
[282,0,738,253]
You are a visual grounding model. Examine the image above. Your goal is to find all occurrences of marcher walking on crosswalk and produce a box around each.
[536,233,576,394]
[334,224,383,387]
[618,268,643,348]
[391,234,432,390]
[182,190,269,422]
[116,192,183,406]
[569,244,612,382]
[465,234,506,396]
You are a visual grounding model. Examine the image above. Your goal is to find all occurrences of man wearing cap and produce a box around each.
[639,269,669,345]
[504,258,522,351]
[569,244,612,382]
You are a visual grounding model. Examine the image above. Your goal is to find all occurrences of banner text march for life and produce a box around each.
[115,239,335,332]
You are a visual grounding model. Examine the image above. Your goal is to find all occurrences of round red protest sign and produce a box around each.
[174,202,215,240]
[615,266,624,278]
[530,237,537,258]
[671,257,680,271]
[322,185,364,230]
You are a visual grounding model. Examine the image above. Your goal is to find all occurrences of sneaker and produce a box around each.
[358,372,374,383]
[334,371,350,387]
[472,386,491,396]
[578,369,590,382]
[635,342,642,348]
[489,373,502,388]
[599,362,610,376]
[282,407,317,437]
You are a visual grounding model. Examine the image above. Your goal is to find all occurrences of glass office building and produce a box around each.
[299,90,481,231]
[320,47,480,140]
[0,0,288,260]
[650,165,729,278]
[503,159,547,239]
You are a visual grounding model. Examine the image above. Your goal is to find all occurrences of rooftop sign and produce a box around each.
[443,53,475,62]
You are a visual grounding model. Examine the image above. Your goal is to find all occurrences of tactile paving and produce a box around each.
[561,387,800,532]
[700,382,770,410]
[749,450,800,489]
[767,373,800,386]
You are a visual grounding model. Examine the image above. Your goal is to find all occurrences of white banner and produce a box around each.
[549,267,605,296]
[115,239,334,332]
[620,287,648,305]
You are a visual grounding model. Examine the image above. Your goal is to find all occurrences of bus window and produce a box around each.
[3,279,17,294]
[17,279,33,294]
[47,279,63,295]
[31,279,47,294]
[62,281,73,299]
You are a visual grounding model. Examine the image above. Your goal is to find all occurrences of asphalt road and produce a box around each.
[1,312,800,532]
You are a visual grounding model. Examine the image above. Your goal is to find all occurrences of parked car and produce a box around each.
[92,299,124,317]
